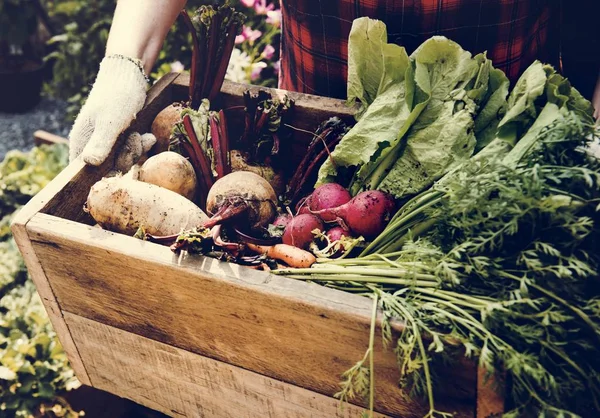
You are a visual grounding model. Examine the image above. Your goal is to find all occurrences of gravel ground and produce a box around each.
[0,97,71,161]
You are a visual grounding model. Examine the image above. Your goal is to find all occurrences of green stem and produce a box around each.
[281,274,440,288]
[360,192,443,256]
[275,267,437,280]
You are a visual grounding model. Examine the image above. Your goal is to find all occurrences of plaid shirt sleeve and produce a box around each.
[279,0,561,99]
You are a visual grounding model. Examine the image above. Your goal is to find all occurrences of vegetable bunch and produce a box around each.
[276,19,600,418]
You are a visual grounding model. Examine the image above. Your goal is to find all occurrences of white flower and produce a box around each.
[170,61,185,73]
[225,48,252,83]
[251,61,268,81]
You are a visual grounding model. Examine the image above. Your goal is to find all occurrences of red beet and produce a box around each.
[308,183,352,212]
[282,214,324,249]
[315,190,395,238]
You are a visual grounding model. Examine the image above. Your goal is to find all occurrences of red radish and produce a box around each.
[308,183,352,212]
[282,214,324,250]
[295,195,312,215]
[326,226,352,257]
[314,190,395,238]
[273,213,292,228]
[327,226,350,242]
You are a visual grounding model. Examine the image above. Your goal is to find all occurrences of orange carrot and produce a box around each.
[246,243,316,268]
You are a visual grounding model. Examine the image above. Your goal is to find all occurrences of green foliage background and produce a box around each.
[43,0,280,118]
[0,145,81,418]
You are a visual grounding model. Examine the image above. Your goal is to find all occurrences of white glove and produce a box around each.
[69,54,149,167]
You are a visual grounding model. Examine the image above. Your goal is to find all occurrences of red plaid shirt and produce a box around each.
[279,0,561,99]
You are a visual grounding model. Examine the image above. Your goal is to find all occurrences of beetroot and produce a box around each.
[308,183,352,212]
[315,190,395,238]
[282,214,324,250]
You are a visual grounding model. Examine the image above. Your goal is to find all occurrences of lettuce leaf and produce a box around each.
[362,37,487,196]
[317,18,411,185]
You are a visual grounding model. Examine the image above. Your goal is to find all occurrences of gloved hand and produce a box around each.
[68,54,150,168]
[114,131,156,173]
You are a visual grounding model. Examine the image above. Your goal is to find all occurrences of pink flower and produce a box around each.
[261,44,276,60]
[266,9,281,27]
[244,25,262,43]
[273,60,280,76]
[254,0,274,15]
[235,25,263,45]
[240,0,255,7]
[251,62,268,81]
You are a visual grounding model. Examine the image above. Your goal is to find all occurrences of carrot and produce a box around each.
[245,243,316,268]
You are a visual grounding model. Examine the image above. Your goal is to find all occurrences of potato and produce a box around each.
[151,103,183,154]
[86,176,208,236]
[206,171,277,231]
[139,151,197,200]
[230,150,284,195]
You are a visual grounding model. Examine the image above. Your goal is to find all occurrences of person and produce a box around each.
[69,0,600,169]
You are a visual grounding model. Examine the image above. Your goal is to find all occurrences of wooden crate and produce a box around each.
[12,73,504,418]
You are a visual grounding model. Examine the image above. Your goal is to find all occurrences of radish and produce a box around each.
[282,214,324,250]
[326,226,352,257]
[85,176,208,236]
[308,183,352,212]
[314,190,395,238]
[295,195,312,215]
[273,213,292,228]
[327,226,350,242]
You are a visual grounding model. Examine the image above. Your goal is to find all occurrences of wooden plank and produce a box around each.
[33,130,69,147]
[10,187,91,386]
[65,312,387,418]
[27,213,477,418]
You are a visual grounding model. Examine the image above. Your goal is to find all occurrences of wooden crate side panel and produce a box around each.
[10,216,91,386]
[65,312,388,418]
[27,213,477,418]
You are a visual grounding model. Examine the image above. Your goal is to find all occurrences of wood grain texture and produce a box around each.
[27,213,477,418]
[10,180,91,386]
[65,312,388,418]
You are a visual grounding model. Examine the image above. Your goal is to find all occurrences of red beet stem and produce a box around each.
[179,10,202,107]
[202,200,249,229]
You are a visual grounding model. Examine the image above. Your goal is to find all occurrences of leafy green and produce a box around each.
[279,110,600,417]
[317,22,512,200]
[346,18,409,118]
[358,40,499,197]
[317,18,412,186]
